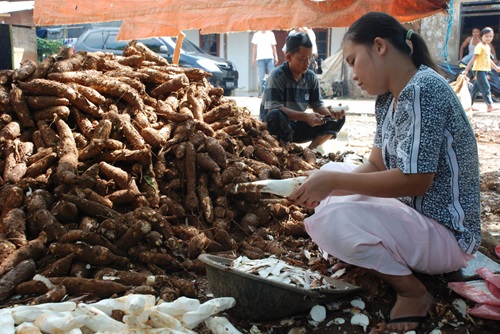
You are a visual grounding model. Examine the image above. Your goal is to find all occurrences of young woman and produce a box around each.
[463,27,500,112]
[290,12,481,334]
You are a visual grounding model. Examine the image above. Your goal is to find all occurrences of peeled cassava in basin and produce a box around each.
[198,254,362,321]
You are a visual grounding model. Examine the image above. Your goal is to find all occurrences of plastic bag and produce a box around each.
[450,74,472,113]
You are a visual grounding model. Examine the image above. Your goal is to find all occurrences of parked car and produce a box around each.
[74,27,238,95]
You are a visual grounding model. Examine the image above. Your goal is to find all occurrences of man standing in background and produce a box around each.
[252,30,279,96]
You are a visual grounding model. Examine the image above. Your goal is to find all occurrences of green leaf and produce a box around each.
[144,175,156,189]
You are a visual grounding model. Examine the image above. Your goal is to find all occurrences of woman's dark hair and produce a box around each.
[286,32,313,55]
[481,27,494,37]
[343,12,439,73]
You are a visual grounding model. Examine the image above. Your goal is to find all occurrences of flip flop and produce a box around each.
[385,314,427,332]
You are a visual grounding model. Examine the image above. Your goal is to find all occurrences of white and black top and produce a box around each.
[262,62,324,113]
[374,65,481,254]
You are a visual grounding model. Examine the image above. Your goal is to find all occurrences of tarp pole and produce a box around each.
[173,31,185,65]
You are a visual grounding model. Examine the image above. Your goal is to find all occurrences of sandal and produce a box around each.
[385,314,427,332]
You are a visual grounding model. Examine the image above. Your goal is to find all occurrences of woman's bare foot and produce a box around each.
[331,260,352,272]
[487,105,500,112]
[385,290,433,333]
[365,272,433,333]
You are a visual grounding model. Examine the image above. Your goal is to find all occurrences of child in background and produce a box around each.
[463,27,500,112]
[290,12,480,333]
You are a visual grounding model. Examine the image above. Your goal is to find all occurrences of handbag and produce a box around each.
[450,74,472,113]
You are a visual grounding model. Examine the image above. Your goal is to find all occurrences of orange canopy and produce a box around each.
[34,0,449,40]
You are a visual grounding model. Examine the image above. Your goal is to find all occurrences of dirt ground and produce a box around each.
[195,111,500,334]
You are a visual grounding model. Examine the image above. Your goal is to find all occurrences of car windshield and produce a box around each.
[102,31,208,55]
[170,37,206,54]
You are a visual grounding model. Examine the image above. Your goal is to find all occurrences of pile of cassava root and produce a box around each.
[0,42,329,306]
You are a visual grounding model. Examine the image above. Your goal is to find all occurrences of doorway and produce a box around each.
[460,1,500,58]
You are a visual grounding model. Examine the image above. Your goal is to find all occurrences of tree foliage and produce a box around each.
[37,38,63,62]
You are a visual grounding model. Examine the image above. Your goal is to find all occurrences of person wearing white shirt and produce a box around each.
[252,30,279,95]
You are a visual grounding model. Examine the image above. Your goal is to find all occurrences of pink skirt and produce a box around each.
[304,162,473,276]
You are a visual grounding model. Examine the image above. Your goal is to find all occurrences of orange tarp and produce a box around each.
[33,0,449,40]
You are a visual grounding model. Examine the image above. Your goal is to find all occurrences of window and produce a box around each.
[138,38,164,53]
[200,34,219,56]
[84,31,109,49]
[460,1,500,56]
[315,29,329,74]
[105,33,128,51]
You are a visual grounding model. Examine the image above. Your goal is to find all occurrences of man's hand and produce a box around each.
[304,113,324,127]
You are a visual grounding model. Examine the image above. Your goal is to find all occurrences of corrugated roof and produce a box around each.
[0,1,34,15]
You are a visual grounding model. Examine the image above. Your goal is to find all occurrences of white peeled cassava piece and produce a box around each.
[235,176,307,197]
[205,316,242,334]
[309,305,327,322]
[125,294,149,315]
[122,294,153,328]
[144,308,196,333]
[14,322,43,334]
[350,313,370,332]
[33,311,87,333]
[182,297,236,329]
[1,295,238,333]
[0,308,15,334]
[75,303,126,332]
[350,299,366,310]
[89,294,156,316]
[156,296,201,316]
[11,302,77,323]
[327,104,349,112]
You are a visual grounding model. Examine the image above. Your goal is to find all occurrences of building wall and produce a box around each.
[227,32,255,93]
[420,4,460,63]
[12,25,37,66]
[184,30,255,94]
[0,24,37,69]
[421,0,495,65]
[1,10,34,26]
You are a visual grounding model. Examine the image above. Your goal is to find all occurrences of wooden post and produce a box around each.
[173,31,186,65]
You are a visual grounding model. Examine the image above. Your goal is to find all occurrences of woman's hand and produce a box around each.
[289,170,336,208]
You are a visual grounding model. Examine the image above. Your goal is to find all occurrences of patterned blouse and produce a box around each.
[374,65,481,254]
